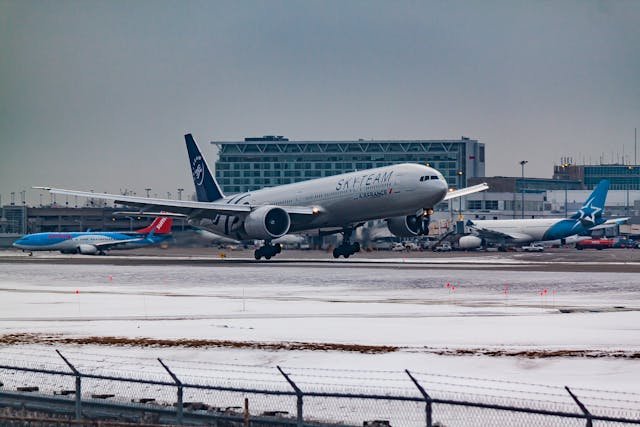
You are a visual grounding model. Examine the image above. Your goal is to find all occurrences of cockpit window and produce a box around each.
[420,175,440,182]
[430,175,438,180]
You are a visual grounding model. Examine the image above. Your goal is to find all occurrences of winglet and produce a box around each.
[185,134,225,202]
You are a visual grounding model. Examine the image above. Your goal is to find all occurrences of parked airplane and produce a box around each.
[37,134,487,260]
[458,179,627,250]
[12,217,173,255]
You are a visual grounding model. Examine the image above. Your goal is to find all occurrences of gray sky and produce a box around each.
[1,0,639,204]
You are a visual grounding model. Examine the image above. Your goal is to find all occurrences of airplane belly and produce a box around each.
[198,214,242,240]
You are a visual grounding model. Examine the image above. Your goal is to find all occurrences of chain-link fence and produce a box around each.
[1,350,639,426]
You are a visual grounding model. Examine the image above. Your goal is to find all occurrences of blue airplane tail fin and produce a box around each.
[185,133,225,202]
[570,179,609,225]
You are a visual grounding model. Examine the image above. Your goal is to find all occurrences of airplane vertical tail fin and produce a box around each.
[136,217,173,235]
[185,133,225,202]
[570,179,609,225]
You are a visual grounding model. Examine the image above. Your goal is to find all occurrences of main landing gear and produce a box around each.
[254,242,282,260]
[332,228,361,259]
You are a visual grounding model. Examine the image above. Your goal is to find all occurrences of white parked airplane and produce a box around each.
[37,134,488,260]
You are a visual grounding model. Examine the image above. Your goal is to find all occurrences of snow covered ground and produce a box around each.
[0,261,639,423]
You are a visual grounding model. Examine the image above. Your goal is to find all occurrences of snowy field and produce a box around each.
[1,260,640,423]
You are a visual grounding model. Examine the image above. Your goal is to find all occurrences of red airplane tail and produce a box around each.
[135,217,173,235]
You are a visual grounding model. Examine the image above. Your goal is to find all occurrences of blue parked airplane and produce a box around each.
[13,217,173,255]
[458,180,628,249]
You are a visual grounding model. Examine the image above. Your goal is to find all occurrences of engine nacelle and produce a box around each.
[387,215,422,237]
[243,206,291,240]
[77,244,99,255]
[458,235,482,250]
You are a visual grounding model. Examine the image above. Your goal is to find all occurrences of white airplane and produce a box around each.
[458,179,628,250]
[37,134,488,260]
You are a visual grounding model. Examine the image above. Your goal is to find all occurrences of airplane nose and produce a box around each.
[436,179,448,200]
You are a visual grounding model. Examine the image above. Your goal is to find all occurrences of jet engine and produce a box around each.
[243,206,291,240]
[458,235,483,250]
[77,244,99,255]
[386,215,429,237]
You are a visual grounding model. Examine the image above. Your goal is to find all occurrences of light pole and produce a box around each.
[10,192,15,206]
[519,160,528,219]
[457,170,464,220]
[145,188,151,198]
[177,188,184,200]
[627,166,634,217]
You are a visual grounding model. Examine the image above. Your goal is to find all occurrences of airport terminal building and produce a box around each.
[553,163,640,190]
[211,136,485,194]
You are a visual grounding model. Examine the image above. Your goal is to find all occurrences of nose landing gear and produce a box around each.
[254,242,282,260]
[418,208,432,236]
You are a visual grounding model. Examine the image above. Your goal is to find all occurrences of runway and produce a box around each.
[2,247,640,272]
[1,247,639,395]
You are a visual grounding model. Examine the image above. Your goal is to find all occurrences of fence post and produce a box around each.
[565,386,593,427]
[159,358,183,425]
[55,350,82,420]
[277,366,303,427]
[406,370,433,427]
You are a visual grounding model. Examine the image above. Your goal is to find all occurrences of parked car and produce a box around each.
[522,244,544,252]
[613,238,638,249]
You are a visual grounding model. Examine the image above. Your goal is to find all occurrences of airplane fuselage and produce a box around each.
[470,218,596,243]
[204,163,449,239]
[13,232,168,252]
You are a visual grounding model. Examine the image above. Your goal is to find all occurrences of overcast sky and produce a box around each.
[1,0,639,204]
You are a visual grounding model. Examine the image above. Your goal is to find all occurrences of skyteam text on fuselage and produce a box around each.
[13,217,173,255]
[459,180,627,250]
[37,134,488,260]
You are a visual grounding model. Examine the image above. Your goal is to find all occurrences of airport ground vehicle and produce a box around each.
[433,242,452,252]
[522,244,544,252]
[575,238,638,250]
[391,242,407,251]
[575,239,614,250]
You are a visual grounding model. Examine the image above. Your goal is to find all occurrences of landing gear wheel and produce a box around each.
[353,242,361,253]
[333,248,340,258]
[255,242,281,260]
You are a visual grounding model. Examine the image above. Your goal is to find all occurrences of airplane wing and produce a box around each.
[92,237,147,250]
[34,187,316,218]
[443,183,489,201]
[589,217,629,231]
